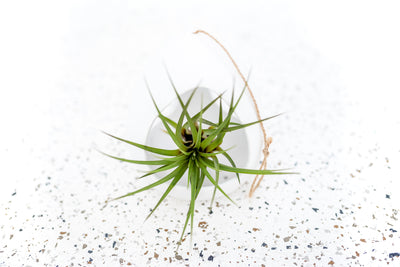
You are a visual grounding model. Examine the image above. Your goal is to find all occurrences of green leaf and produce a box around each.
[139,157,188,179]
[147,89,189,153]
[103,132,180,156]
[145,162,188,220]
[223,113,282,132]
[200,83,247,150]
[178,160,197,246]
[99,150,185,166]
[166,73,199,142]
[197,118,218,127]
[198,146,234,157]
[202,158,296,175]
[162,115,178,129]
[113,165,186,200]
[200,108,232,150]
[210,156,220,208]
[205,130,227,152]
[218,149,240,183]
[190,92,224,123]
[189,160,198,243]
[195,166,206,199]
[175,87,198,143]
[194,99,204,149]
[197,157,236,205]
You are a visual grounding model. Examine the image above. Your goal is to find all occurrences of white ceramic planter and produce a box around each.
[145,87,262,201]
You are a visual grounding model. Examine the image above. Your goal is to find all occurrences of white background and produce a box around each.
[1,1,399,266]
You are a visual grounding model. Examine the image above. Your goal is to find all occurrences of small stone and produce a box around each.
[389,252,400,258]
[175,254,183,260]
[283,236,291,242]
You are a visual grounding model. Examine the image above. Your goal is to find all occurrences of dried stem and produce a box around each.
[193,29,270,197]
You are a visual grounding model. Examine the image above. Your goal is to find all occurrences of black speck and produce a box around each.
[312,208,319,213]
[294,245,299,249]
[208,255,214,261]
[88,258,93,263]
[261,242,267,247]
[389,252,400,258]
[105,233,108,238]
[307,245,312,248]
[112,241,116,248]
[199,250,203,257]
[386,194,391,199]
[339,209,344,214]
[264,201,269,205]
[209,209,213,215]
[323,246,328,249]
[156,229,160,233]
[271,247,277,250]
[249,207,254,211]
[389,228,397,233]
[88,250,93,254]
[286,246,291,249]
[19,229,23,232]
[12,192,16,196]
[284,180,288,185]
[251,248,255,252]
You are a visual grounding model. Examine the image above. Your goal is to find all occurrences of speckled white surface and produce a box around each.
[1,1,400,266]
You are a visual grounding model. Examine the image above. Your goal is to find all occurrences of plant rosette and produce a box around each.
[146,86,257,201]
[101,78,291,246]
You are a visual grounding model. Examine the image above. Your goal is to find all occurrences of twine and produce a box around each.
[193,30,271,197]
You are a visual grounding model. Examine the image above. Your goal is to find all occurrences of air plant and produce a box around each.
[101,78,291,247]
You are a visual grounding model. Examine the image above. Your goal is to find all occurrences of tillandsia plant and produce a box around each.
[101,77,292,247]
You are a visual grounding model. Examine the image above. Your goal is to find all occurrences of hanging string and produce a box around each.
[193,30,271,197]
